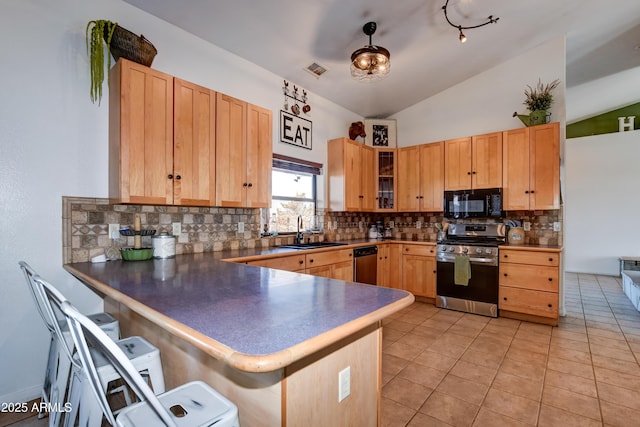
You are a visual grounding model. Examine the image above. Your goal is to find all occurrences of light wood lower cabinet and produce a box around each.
[306,249,354,281]
[401,244,437,298]
[499,248,560,323]
[247,254,306,272]
[246,249,354,280]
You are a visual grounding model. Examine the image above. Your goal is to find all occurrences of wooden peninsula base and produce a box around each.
[105,297,382,426]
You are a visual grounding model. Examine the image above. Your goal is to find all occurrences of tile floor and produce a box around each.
[9,273,639,427]
[381,273,640,427]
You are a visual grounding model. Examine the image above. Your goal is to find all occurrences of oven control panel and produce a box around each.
[436,245,499,265]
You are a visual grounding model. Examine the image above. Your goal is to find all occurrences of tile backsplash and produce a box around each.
[63,196,562,263]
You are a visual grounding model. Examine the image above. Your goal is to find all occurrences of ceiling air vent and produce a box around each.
[304,62,328,78]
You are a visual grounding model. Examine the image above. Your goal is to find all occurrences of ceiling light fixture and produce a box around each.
[442,0,499,43]
[350,21,390,81]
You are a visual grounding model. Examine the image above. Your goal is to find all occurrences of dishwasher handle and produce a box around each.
[353,246,378,257]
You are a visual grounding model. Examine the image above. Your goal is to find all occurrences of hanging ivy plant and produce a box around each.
[86,20,117,104]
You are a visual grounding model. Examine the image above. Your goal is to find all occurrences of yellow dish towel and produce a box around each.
[454,255,471,286]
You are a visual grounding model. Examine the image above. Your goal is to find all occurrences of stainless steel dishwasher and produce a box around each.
[353,246,378,285]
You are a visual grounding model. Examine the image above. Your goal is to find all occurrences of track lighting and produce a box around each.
[442,0,498,43]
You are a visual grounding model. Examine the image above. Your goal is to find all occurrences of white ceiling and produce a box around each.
[123,0,640,118]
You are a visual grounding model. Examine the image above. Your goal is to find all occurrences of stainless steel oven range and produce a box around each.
[436,223,506,317]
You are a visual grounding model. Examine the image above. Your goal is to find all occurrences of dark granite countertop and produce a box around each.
[65,252,413,372]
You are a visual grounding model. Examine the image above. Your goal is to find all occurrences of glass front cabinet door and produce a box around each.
[374,149,397,212]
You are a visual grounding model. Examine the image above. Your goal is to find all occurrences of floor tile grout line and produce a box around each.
[580,275,606,425]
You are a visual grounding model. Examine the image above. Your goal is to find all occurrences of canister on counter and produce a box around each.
[152,232,176,258]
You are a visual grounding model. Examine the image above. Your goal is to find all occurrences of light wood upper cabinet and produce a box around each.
[173,78,216,206]
[444,137,472,190]
[215,93,247,207]
[397,142,444,212]
[374,149,397,212]
[472,132,503,189]
[503,123,559,210]
[109,58,174,205]
[529,123,560,210]
[215,94,272,207]
[327,138,374,211]
[245,104,272,208]
[444,133,502,190]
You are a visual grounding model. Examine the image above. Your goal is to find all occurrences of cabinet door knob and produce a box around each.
[405,248,409,252]
[309,259,314,263]
[525,190,529,194]
[349,253,352,257]
[472,171,476,175]
[503,254,508,258]
[419,196,424,199]
[503,273,508,277]
[416,196,420,199]
[299,260,304,265]
[548,278,553,282]
[243,183,248,187]
[430,249,434,253]
[530,190,535,194]
[433,270,436,274]
[168,174,174,179]
[248,183,253,188]
[548,258,553,262]
[467,171,471,175]
[175,175,181,180]
[548,304,553,308]
[503,297,508,301]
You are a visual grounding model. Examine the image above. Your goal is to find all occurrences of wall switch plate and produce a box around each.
[238,222,245,233]
[108,224,120,239]
[553,222,561,232]
[523,221,531,231]
[172,222,181,236]
[338,366,351,402]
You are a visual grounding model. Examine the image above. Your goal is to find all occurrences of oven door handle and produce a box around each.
[437,256,498,265]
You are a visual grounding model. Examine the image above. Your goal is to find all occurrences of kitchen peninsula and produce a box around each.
[64,253,413,426]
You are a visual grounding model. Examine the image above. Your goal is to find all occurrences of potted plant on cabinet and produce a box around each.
[513,78,560,126]
[86,20,158,104]
[86,20,118,104]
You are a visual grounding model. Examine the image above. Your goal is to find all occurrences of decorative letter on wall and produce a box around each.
[618,116,636,132]
[280,110,312,150]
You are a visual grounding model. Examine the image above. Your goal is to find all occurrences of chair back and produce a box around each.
[49,285,178,427]
[19,262,76,364]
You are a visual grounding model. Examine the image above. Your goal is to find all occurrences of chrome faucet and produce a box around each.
[296,215,304,244]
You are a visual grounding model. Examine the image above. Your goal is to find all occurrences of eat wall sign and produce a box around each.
[280,110,312,150]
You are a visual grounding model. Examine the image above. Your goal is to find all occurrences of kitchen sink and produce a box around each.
[278,241,348,249]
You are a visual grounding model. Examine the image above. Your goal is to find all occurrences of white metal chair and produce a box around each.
[19,261,120,426]
[58,300,240,427]
[30,274,166,427]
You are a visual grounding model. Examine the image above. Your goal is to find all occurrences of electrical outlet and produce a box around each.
[415,221,422,229]
[172,222,181,236]
[389,221,394,228]
[108,224,120,239]
[358,221,363,230]
[338,366,351,402]
[523,221,531,231]
[553,222,561,232]
[333,220,338,230]
[238,222,245,233]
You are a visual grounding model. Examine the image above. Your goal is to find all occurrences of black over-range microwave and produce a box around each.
[443,188,504,219]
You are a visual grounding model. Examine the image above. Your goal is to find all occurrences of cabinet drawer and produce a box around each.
[499,286,558,318]
[248,255,305,271]
[499,264,559,292]
[500,249,559,266]
[306,248,353,268]
[402,244,436,257]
